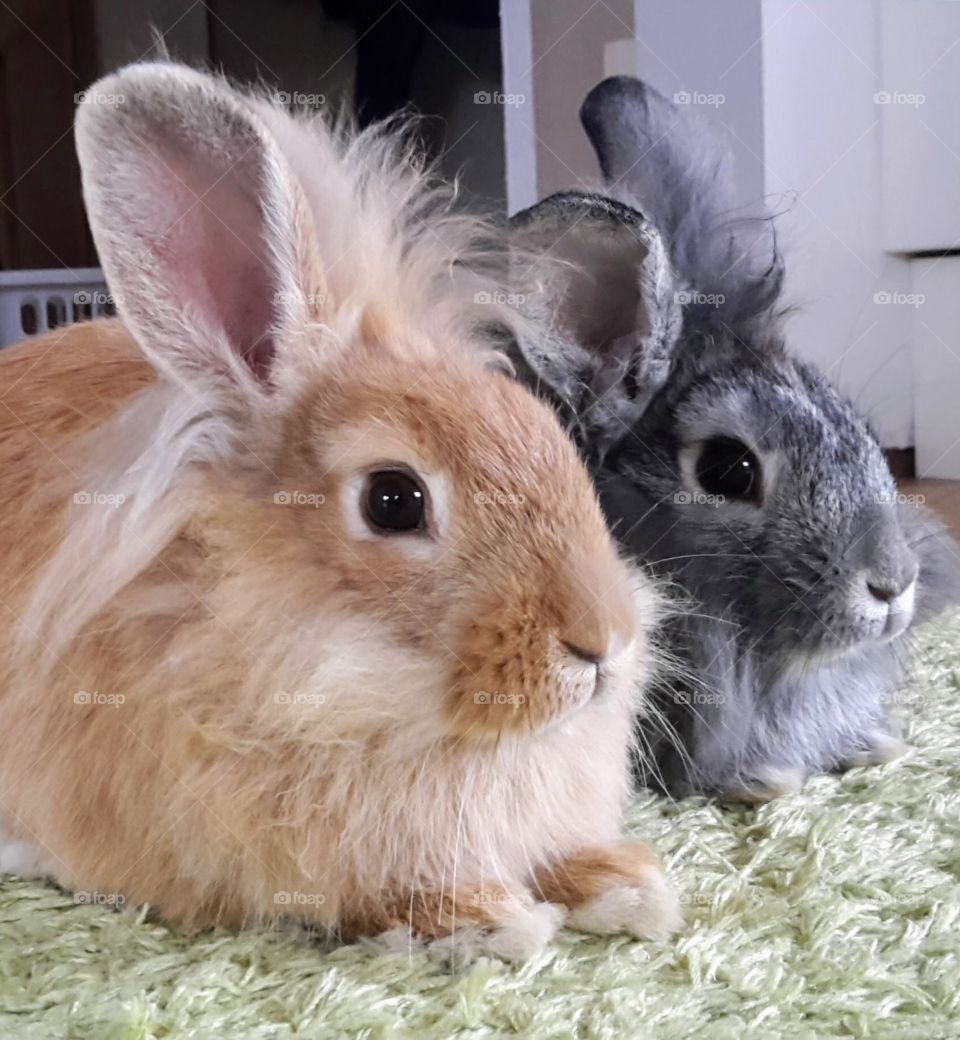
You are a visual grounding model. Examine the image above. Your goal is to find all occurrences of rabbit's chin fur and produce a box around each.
[634,600,920,800]
[0,63,676,953]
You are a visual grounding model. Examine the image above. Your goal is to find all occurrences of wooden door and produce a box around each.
[0,0,98,269]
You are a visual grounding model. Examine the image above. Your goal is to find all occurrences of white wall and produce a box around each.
[632,0,765,210]
[501,0,633,212]
[913,257,960,477]
[761,0,914,448]
[881,0,960,252]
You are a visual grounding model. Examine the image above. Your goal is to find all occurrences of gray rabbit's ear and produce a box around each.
[507,191,682,456]
[581,76,783,328]
[580,76,733,241]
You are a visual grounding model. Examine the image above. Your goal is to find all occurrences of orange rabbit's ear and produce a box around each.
[75,63,327,403]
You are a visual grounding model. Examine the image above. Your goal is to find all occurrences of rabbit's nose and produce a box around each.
[865,561,918,605]
[853,503,918,605]
[561,639,604,666]
[867,575,913,603]
[559,631,627,700]
[559,597,634,670]
[554,546,637,664]
[560,629,631,667]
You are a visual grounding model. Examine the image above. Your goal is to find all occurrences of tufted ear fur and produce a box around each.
[507,191,682,457]
[581,76,784,330]
[75,62,327,408]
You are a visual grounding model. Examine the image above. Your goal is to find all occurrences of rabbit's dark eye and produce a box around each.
[695,437,761,503]
[364,470,426,533]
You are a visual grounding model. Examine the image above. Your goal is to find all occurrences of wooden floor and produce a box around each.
[899,479,960,536]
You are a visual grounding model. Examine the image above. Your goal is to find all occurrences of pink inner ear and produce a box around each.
[144,142,278,383]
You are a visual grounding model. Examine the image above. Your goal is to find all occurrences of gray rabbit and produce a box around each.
[506,76,960,800]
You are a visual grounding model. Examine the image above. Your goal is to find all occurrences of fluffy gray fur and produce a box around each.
[507,76,960,799]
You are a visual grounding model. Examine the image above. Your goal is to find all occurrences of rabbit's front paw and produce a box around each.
[0,824,46,877]
[534,840,682,940]
[840,728,908,770]
[426,900,564,966]
[364,882,562,964]
[720,764,805,804]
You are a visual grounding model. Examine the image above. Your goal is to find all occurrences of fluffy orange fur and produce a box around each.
[0,62,679,955]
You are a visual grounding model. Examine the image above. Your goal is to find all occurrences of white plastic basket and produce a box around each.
[0,268,112,348]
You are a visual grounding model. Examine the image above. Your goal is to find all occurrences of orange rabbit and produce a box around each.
[0,63,679,959]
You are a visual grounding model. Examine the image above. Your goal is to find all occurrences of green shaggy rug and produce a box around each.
[3,617,960,1040]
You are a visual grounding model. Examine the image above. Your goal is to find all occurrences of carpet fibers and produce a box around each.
[3,617,960,1040]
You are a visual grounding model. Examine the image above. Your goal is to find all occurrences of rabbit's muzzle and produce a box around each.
[845,502,919,642]
[442,554,643,740]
